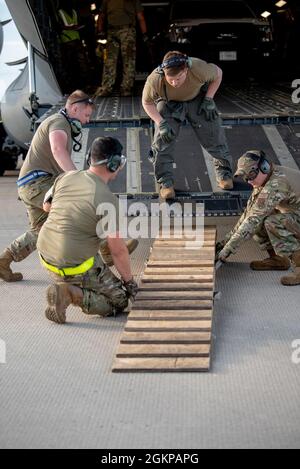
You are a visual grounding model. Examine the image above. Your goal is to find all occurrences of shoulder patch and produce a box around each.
[257,193,269,209]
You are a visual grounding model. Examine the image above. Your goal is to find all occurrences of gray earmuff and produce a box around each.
[87,149,126,172]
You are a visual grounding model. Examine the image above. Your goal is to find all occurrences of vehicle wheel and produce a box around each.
[0,164,5,176]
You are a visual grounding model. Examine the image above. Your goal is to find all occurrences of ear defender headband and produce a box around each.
[86,149,127,172]
[247,150,271,175]
[59,108,83,152]
[157,55,192,76]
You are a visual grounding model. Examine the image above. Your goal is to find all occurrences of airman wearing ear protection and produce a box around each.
[142,50,233,199]
[218,150,300,286]
[37,137,139,324]
[0,90,94,283]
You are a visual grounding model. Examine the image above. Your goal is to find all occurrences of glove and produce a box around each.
[123,278,139,300]
[198,97,219,121]
[159,119,176,145]
[218,246,232,262]
[216,240,226,257]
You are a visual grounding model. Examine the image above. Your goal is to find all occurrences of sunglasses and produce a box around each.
[71,97,94,106]
[244,169,259,183]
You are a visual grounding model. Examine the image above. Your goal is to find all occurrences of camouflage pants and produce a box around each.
[101,26,136,92]
[47,254,128,317]
[151,97,232,187]
[253,212,300,256]
[9,176,56,262]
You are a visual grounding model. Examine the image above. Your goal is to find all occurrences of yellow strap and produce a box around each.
[39,255,95,277]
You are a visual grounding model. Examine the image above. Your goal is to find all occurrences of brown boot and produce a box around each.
[218,178,234,191]
[250,249,290,271]
[45,283,83,324]
[160,186,175,200]
[0,249,23,282]
[100,239,139,267]
[281,250,300,286]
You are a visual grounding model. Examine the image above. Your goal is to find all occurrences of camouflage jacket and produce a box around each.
[225,166,300,254]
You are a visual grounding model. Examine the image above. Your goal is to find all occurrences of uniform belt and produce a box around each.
[17,171,50,188]
[39,254,95,277]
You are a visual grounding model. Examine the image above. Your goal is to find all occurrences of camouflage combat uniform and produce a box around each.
[100,0,143,94]
[37,170,128,317]
[223,165,300,257]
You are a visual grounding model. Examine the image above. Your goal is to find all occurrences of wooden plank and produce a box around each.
[149,253,215,261]
[112,226,216,372]
[136,291,213,300]
[125,320,211,332]
[139,282,214,291]
[132,300,213,310]
[112,357,210,372]
[157,228,216,236]
[116,343,210,358]
[154,241,216,247]
[151,246,214,252]
[141,275,213,283]
[121,331,211,344]
[144,267,214,275]
[147,260,214,267]
[128,310,213,320]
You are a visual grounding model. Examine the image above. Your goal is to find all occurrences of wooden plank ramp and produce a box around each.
[112,226,217,372]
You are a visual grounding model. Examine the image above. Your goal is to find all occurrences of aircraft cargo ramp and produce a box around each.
[38,82,300,216]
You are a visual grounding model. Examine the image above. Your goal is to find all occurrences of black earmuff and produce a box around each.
[247,150,271,175]
[59,108,83,152]
[87,150,126,172]
[258,150,271,174]
[156,55,192,76]
[106,154,124,172]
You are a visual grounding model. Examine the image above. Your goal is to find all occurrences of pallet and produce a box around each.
[112,226,217,372]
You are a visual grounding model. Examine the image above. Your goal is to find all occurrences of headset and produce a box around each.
[59,108,83,152]
[86,148,127,172]
[156,54,192,76]
[247,150,271,175]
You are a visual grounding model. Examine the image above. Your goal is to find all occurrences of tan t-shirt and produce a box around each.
[101,0,143,27]
[19,113,72,179]
[142,58,218,104]
[37,171,120,267]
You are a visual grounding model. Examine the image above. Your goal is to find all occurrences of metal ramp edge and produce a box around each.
[112,226,217,372]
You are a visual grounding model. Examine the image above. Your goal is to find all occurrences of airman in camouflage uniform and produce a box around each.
[96,0,148,96]
[218,151,300,286]
[37,137,138,324]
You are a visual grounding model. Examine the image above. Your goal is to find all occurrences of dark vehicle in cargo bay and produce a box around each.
[166,0,274,73]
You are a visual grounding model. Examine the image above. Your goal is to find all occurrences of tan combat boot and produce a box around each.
[218,178,234,191]
[250,249,290,271]
[0,249,23,282]
[45,283,83,324]
[281,250,300,286]
[160,186,175,200]
[100,239,139,267]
